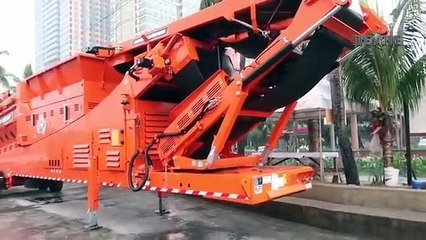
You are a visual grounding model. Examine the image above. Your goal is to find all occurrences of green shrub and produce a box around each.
[356,153,426,177]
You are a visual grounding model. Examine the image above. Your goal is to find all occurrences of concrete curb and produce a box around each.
[236,197,426,240]
[294,183,426,212]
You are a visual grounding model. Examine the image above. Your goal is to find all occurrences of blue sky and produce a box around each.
[0,0,35,78]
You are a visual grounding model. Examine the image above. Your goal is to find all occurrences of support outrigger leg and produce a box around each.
[155,191,170,216]
[86,156,102,230]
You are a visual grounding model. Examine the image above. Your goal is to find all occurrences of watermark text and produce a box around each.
[355,35,403,46]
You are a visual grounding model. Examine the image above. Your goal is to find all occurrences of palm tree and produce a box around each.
[23,64,33,78]
[0,50,20,91]
[341,0,426,170]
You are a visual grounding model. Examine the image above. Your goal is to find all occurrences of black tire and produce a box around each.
[48,181,63,192]
[37,181,49,191]
[0,171,6,190]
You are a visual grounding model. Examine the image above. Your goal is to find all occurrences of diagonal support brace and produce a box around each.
[260,101,297,165]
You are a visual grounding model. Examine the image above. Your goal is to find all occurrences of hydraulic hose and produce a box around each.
[128,58,154,81]
[128,149,150,191]
[128,98,219,192]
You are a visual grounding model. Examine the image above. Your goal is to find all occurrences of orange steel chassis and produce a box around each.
[0,0,387,229]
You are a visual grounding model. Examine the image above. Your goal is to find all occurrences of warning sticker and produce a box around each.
[262,175,272,184]
[254,177,263,194]
[36,115,47,135]
[271,173,285,190]
[197,160,204,168]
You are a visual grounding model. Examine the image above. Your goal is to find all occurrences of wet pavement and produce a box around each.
[0,184,370,240]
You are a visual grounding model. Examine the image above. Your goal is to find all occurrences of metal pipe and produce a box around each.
[403,101,412,185]
[293,5,344,46]
[319,108,324,183]
[230,18,269,38]
[337,46,363,63]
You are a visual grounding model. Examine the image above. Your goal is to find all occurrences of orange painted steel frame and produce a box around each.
[0,0,388,229]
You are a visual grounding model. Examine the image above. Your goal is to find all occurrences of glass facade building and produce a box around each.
[35,0,111,71]
[110,0,200,43]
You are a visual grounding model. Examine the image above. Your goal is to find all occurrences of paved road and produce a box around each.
[0,184,372,240]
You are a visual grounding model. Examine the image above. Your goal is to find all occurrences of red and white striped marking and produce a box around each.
[13,174,88,184]
[11,174,249,201]
[141,181,249,200]
[101,181,123,187]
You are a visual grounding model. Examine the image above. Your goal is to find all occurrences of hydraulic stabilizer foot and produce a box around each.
[155,192,170,216]
[85,211,102,231]
[86,155,102,231]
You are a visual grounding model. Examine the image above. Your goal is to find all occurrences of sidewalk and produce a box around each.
[324,174,426,186]
[233,182,426,240]
[274,196,426,240]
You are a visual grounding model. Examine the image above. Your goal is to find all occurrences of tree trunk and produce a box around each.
[380,115,395,167]
[329,68,360,185]
[358,133,364,149]
[308,119,320,152]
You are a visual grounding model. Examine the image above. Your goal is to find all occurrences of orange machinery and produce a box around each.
[0,0,387,229]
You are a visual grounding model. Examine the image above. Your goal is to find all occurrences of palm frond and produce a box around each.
[392,0,426,56]
[341,44,412,111]
[396,54,426,112]
[0,65,19,90]
[391,0,412,23]
[342,0,426,113]
[23,64,33,78]
[341,47,381,106]
[5,73,20,83]
[0,76,11,89]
